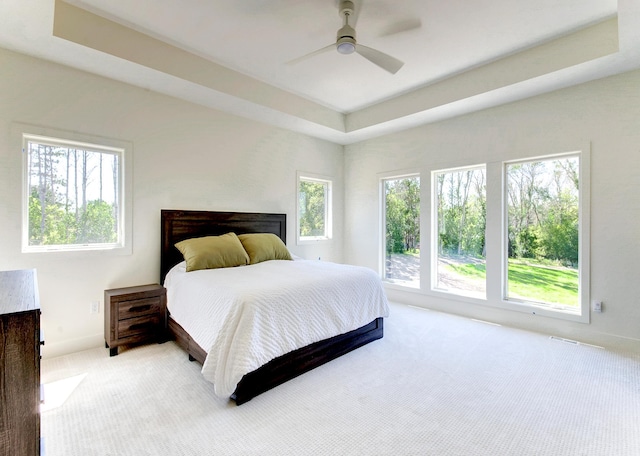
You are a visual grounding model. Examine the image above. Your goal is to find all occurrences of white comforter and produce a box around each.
[164,259,390,398]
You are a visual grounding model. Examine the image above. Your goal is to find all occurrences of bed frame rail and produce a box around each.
[232,317,383,404]
[167,314,383,405]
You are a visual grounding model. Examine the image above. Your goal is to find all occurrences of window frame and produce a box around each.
[296,172,333,244]
[19,125,132,255]
[431,164,487,299]
[379,171,421,289]
[414,145,590,324]
[501,150,590,322]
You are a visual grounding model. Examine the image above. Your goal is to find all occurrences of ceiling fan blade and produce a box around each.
[286,44,335,65]
[378,18,422,38]
[355,44,404,74]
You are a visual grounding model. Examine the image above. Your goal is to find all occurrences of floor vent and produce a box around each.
[471,318,501,327]
[407,305,430,312]
[550,336,579,344]
[549,336,604,349]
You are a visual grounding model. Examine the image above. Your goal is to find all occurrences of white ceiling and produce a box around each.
[1,0,639,144]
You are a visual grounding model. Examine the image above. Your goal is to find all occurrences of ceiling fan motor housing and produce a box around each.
[336,24,356,54]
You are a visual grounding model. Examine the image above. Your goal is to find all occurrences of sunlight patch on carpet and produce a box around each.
[41,373,87,412]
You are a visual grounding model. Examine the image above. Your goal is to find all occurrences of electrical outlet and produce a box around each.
[90,300,100,314]
[592,300,602,313]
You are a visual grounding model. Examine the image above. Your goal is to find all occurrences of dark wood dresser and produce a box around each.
[0,269,42,456]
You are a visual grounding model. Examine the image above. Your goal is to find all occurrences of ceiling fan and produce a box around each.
[288,0,410,74]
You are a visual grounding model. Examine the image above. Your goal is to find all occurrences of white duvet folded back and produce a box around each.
[164,259,389,397]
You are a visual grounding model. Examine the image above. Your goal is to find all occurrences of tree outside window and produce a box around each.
[383,175,420,288]
[505,155,580,309]
[433,166,486,298]
[298,175,332,242]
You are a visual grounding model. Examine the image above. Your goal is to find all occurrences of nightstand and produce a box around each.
[104,284,167,356]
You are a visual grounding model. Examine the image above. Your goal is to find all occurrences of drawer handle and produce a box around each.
[128,304,152,313]
[127,322,154,331]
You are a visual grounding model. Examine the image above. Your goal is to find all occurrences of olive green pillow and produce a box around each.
[237,233,292,265]
[175,233,249,272]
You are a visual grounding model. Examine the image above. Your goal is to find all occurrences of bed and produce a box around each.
[160,210,389,404]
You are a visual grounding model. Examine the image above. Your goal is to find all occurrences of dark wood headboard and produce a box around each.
[160,210,287,284]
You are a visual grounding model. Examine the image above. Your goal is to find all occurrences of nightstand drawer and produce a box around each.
[118,297,161,320]
[117,314,161,339]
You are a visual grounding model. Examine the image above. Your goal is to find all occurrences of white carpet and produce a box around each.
[41,302,640,456]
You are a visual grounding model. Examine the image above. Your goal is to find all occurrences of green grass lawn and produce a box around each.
[446,259,579,307]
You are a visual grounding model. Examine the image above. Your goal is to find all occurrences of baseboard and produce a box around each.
[41,333,104,359]
[386,292,640,354]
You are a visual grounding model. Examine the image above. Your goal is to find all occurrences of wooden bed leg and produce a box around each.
[188,354,196,362]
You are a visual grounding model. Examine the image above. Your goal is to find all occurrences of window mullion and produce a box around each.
[485,162,503,302]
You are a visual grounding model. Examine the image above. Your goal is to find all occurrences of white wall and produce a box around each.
[2,46,638,356]
[0,49,344,357]
[345,69,640,350]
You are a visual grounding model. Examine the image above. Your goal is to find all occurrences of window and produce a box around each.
[381,147,588,321]
[297,173,332,242]
[433,166,486,299]
[504,153,585,315]
[22,131,129,253]
[382,175,420,288]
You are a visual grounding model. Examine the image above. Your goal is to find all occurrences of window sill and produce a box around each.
[385,285,589,323]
